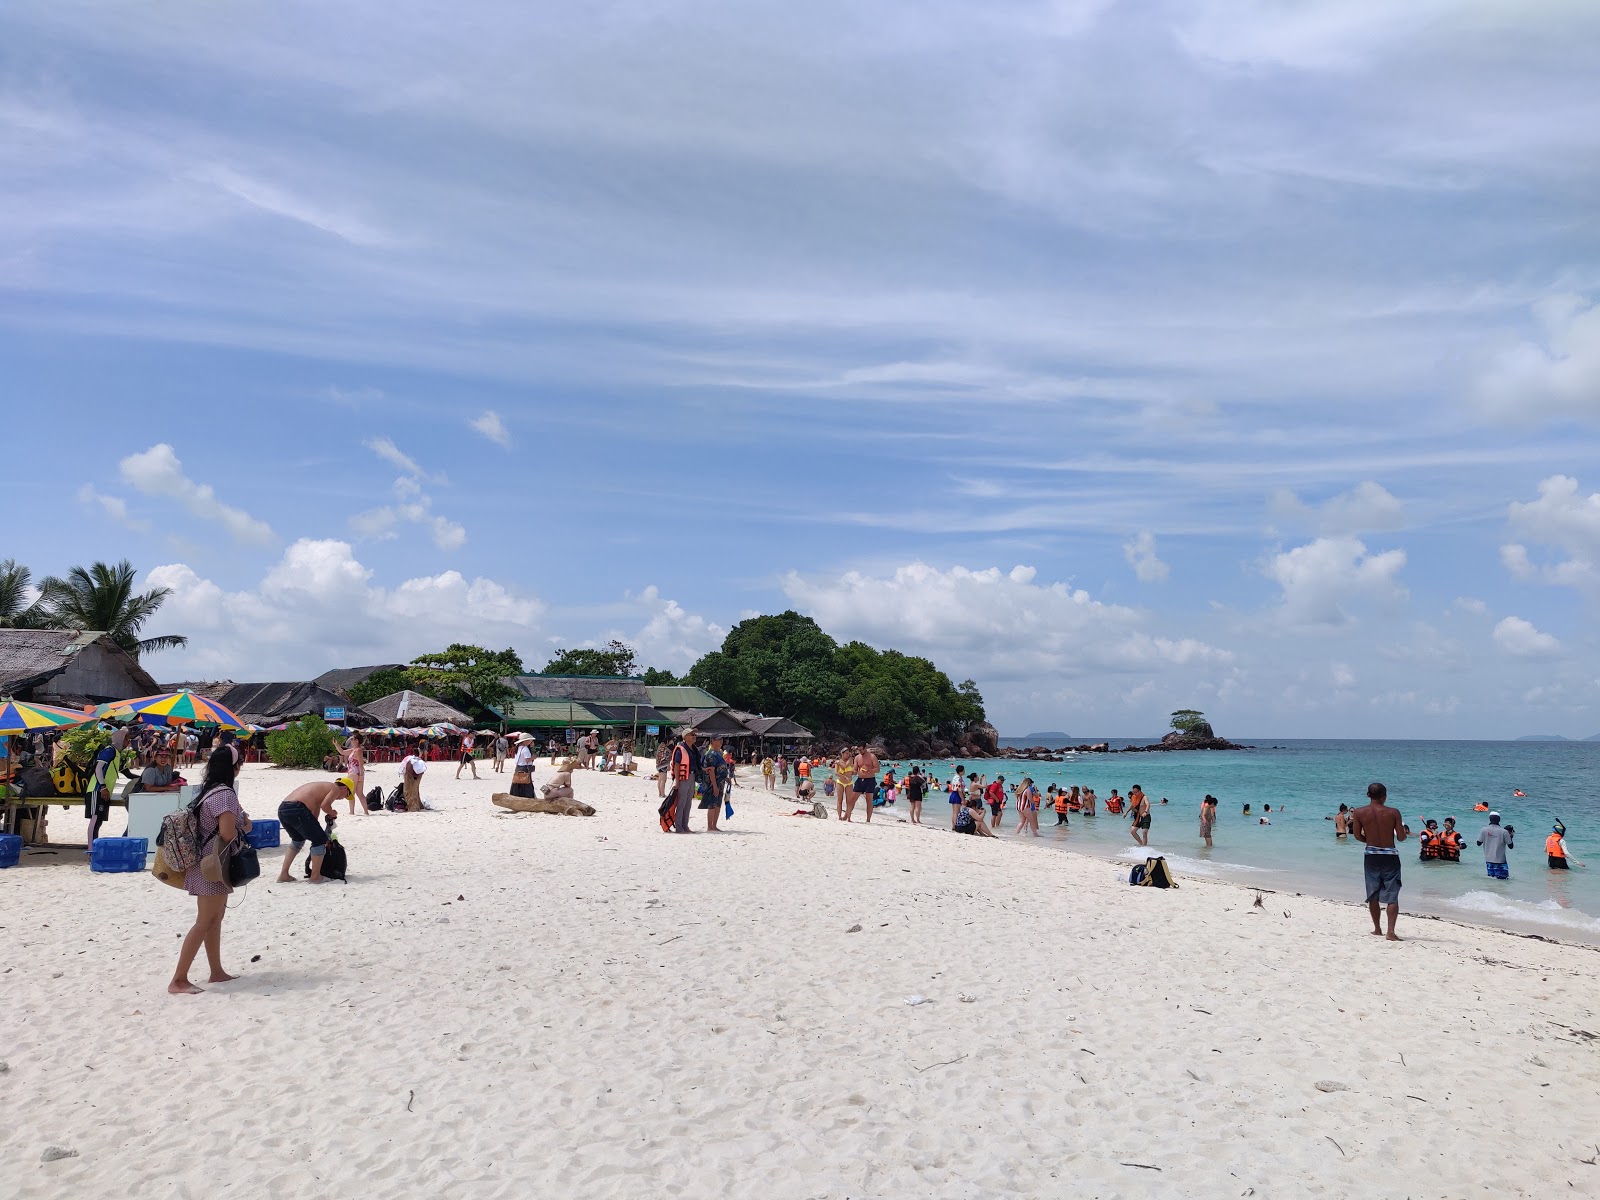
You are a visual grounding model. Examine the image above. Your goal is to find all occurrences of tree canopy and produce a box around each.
[406,644,524,715]
[345,667,415,708]
[1170,709,1208,734]
[31,559,186,659]
[685,611,984,740]
[543,640,636,677]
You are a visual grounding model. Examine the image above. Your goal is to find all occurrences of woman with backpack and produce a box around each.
[169,746,252,995]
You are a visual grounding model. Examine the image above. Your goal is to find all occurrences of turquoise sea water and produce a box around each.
[867,740,1600,944]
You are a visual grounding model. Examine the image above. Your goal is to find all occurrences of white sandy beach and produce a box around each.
[5,759,1600,1198]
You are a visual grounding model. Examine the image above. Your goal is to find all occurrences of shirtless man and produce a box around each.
[1129,786,1151,847]
[848,745,880,823]
[1351,781,1410,941]
[276,777,352,883]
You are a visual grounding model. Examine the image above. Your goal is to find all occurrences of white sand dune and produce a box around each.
[5,761,1600,1197]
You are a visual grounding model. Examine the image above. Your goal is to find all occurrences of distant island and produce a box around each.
[1018,731,1073,741]
[1517,735,1571,742]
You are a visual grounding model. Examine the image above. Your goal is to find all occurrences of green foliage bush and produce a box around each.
[265,714,339,769]
[60,722,113,766]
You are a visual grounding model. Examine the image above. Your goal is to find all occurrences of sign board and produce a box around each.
[323,706,345,721]
[645,725,660,736]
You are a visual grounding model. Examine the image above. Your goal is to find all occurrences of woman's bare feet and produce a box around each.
[275,874,298,883]
[207,971,239,983]
[168,979,203,995]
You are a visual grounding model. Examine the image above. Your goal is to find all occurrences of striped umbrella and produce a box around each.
[100,690,247,729]
[0,698,95,735]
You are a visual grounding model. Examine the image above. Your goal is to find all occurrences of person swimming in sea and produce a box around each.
[1329,804,1352,838]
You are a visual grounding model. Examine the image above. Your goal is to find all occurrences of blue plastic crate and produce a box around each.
[90,837,149,873]
[246,819,281,849]
[0,833,21,868]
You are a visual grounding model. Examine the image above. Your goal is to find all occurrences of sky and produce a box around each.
[3,0,1600,738]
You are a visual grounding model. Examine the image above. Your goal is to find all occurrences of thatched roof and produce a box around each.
[361,689,475,728]
[204,681,377,727]
[674,708,756,738]
[505,674,654,703]
[0,628,158,701]
[739,714,815,740]
[314,664,407,696]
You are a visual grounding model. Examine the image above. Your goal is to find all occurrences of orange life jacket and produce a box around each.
[1473,803,1489,811]
[672,745,693,782]
[1105,797,1124,814]
[1419,829,1441,859]
[1547,833,1566,859]
[1054,793,1069,812]
[1439,830,1463,860]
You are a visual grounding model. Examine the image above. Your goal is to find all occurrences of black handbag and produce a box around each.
[228,839,261,887]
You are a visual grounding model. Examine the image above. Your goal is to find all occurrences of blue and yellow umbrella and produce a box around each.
[99,690,246,729]
[0,698,94,736]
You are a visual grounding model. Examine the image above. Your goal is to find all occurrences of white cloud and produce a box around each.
[577,586,727,674]
[1122,530,1169,583]
[469,409,511,448]
[1502,475,1600,590]
[145,539,545,678]
[118,443,275,545]
[1263,536,1407,626]
[1474,295,1600,421]
[1493,615,1562,660]
[1453,597,1488,615]
[364,436,430,479]
[186,163,394,248]
[781,561,1230,683]
[1269,481,1405,535]
[77,484,150,533]
[356,439,465,549]
[1332,662,1356,689]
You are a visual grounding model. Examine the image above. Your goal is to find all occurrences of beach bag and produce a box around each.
[309,836,348,882]
[657,791,676,832]
[156,800,204,872]
[1132,856,1177,889]
[385,785,407,813]
[228,842,261,887]
[151,843,189,889]
[365,787,383,812]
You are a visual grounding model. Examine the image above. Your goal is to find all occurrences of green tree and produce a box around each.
[1170,709,1208,734]
[407,644,524,715]
[345,667,414,708]
[0,559,43,627]
[265,714,339,769]
[683,611,985,741]
[639,666,680,686]
[542,640,637,677]
[35,559,187,659]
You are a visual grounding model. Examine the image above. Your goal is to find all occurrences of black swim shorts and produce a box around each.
[278,800,330,850]
[853,776,876,794]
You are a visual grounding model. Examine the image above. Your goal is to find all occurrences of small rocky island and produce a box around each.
[996,709,1248,761]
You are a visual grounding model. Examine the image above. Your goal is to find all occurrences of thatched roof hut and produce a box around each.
[361,689,476,728]
[0,629,158,706]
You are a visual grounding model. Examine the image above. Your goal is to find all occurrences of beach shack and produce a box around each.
[0,628,159,707]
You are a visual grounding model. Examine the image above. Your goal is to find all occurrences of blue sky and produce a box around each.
[4,0,1600,737]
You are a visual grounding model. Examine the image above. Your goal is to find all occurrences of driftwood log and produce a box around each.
[492,792,595,817]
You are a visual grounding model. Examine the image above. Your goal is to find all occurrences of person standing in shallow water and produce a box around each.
[1199,794,1217,847]
[1351,781,1410,942]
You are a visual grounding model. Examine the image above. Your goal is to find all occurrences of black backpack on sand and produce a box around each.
[307,837,348,883]
[385,785,407,812]
[365,787,383,812]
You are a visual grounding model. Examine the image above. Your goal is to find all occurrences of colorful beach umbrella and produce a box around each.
[0,698,95,735]
[100,690,247,729]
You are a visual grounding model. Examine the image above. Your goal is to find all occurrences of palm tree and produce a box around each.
[0,558,42,627]
[35,559,188,659]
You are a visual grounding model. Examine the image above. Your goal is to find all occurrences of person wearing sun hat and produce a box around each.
[510,734,538,798]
